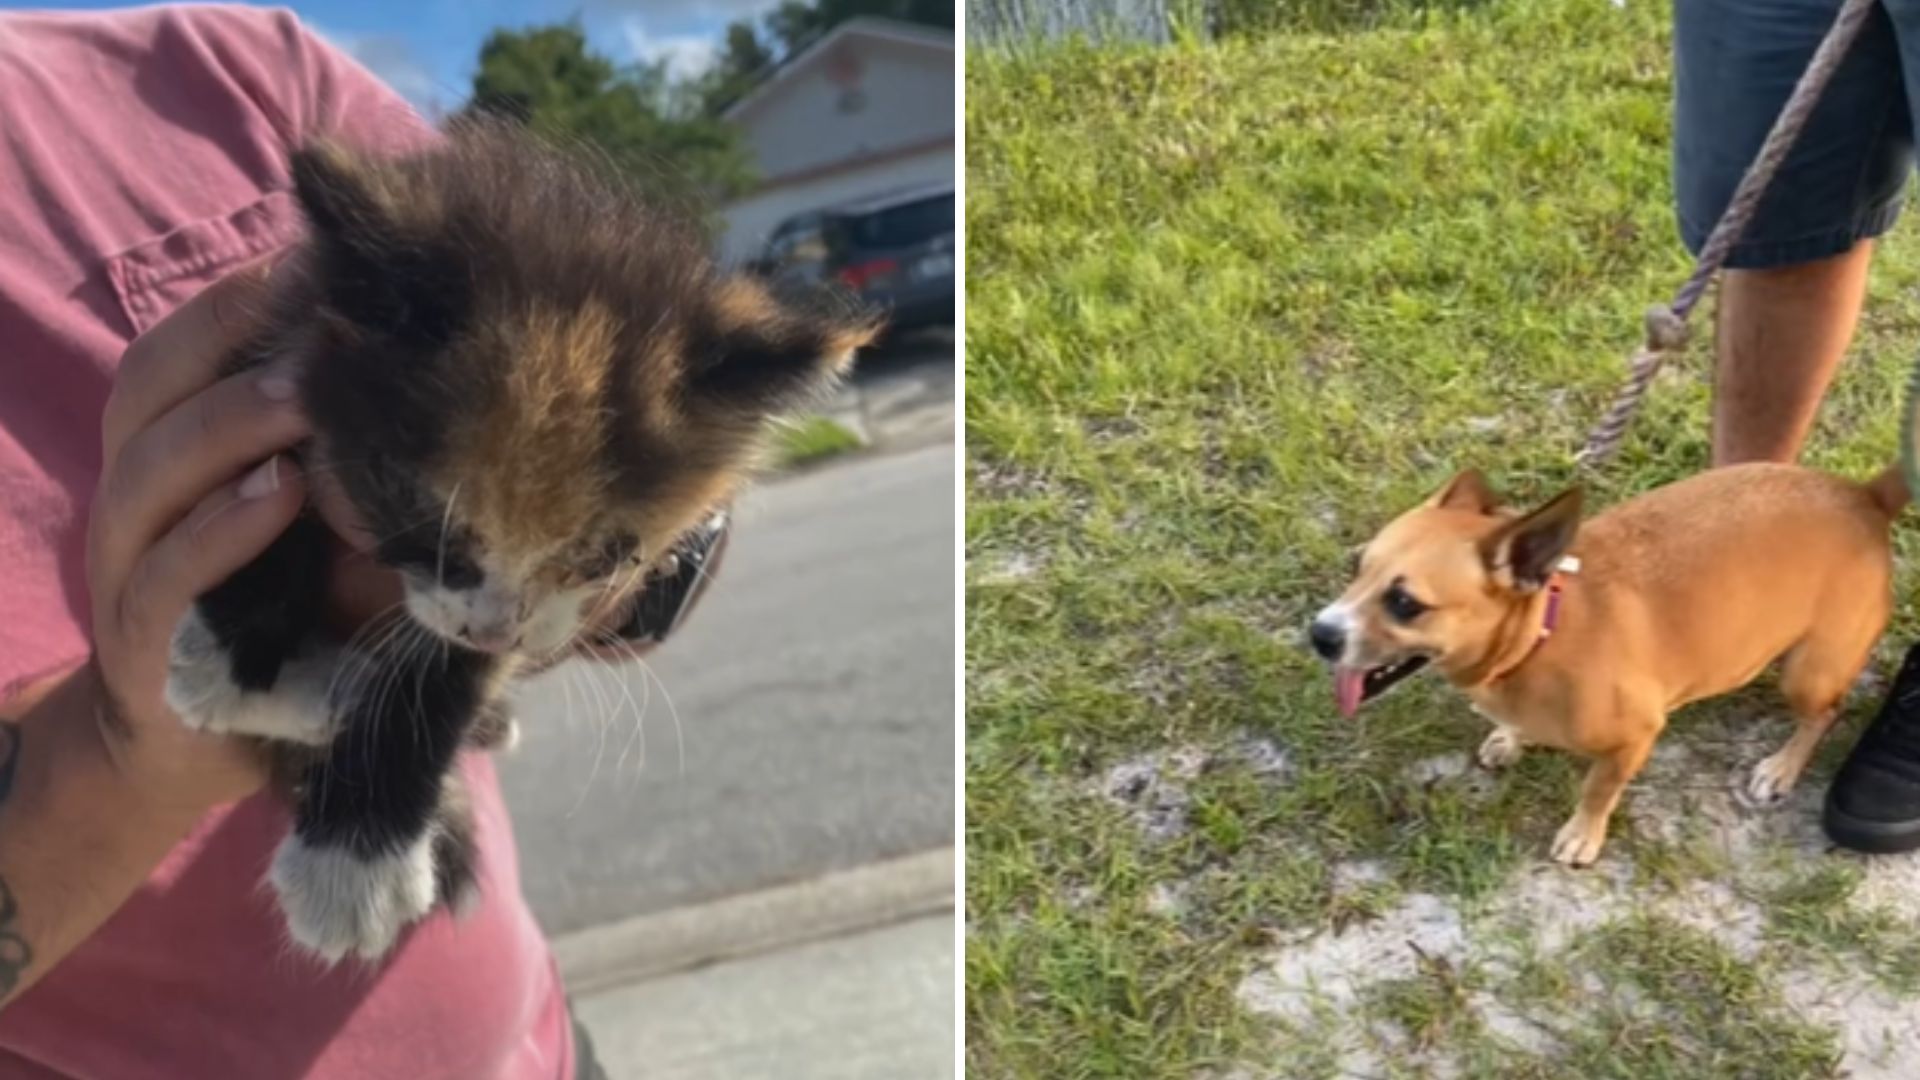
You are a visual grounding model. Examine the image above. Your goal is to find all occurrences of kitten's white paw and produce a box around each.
[165,609,338,745]
[1477,726,1525,770]
[164,609,229,733]
[270,832,438,964]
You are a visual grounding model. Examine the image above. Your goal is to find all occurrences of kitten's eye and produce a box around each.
[439,553,483,590]
[377,530,483,589]
[1382,580,1428,624]
[581,533,639,580]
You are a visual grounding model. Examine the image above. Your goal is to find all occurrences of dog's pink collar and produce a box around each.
[1489,556,1581,685]
[1536,556,1581,643]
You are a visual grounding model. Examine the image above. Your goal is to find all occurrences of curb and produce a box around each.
[554,847,955,996]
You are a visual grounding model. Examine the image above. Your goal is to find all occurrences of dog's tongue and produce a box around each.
[1334,666,1365,719]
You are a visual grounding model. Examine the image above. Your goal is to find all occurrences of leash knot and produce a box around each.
[1642,304,1689,352]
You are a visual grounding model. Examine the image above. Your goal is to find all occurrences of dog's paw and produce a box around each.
[269,832,438,964]
[166,610,338,745]
[1550,816,1606,868]
[1477,727,1525,770]
[1745,751,1803,805]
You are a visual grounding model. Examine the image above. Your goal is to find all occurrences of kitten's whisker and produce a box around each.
[680,544,720,600]
[363,619,427,780]
[400,627,438,766]
[596,632,677,779]
[629,644,655,781]
[354,625,402,781]
[589,554,648,637]
[635,656,685,778]
[596,647,647,779]
[572,650,616,758]
[436,482,463,591]
[594,634,647,780]
[556,661,583,810]
[583,661,626,786]
[327,603,411,708]
[410,628,448,754]
[350,510,456,553]
[408,632,431,756]
[593,654,640,759]
[572,600,648,780]
[336,612,409,737]
[561,664,608,818]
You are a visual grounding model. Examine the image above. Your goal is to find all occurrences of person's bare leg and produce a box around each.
[1713,241,1874,466]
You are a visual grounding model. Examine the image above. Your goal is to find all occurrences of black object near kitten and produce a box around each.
[163,122,875,963]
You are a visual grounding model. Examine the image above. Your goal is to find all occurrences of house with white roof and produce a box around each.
[717,18,955,265]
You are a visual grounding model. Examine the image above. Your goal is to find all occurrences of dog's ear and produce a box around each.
[1481,488,1582,593]
[1429,468,1498,514]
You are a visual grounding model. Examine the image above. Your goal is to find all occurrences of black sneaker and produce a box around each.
[1825,642,1920,854]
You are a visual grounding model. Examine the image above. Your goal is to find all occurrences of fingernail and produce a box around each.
[258,374,298,402]
[239,456,281,499]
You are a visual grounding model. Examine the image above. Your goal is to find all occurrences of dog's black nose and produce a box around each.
[1308,618,1345,661]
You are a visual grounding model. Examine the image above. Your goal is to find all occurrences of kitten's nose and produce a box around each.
[461,623,518,654]
[1308,616,1345,661]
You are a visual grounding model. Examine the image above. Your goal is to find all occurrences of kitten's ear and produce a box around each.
[290,141,464,343]
[291,140,394,244]
[688,278,881,413]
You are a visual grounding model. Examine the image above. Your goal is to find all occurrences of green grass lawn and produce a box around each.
[965,2,1920,1076]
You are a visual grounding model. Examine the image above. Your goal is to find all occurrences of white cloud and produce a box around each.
[621,17,722,80]
[308,22,447,113]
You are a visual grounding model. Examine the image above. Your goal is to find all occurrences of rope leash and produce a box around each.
[1576,0,1879,467]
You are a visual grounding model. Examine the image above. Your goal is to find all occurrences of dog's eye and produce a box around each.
[1383,582,1428,623]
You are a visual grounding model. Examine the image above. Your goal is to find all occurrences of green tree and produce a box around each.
[698,22,777,116]
[464,22,753,203]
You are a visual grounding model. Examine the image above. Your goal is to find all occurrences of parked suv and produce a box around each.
[755,184,954,334]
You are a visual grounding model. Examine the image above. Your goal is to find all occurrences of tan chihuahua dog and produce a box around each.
[1310,463,1906,867]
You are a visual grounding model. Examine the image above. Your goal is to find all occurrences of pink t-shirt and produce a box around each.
[0,7,573,1077]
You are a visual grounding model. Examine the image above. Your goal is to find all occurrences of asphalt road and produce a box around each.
[498,441,956,936]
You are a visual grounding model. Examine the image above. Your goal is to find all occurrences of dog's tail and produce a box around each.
[1866,463,1910,519]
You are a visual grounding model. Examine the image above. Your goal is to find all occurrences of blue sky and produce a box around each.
[19,0,779,113]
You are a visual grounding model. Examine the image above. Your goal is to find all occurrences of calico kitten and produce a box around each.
[162,122,876,963]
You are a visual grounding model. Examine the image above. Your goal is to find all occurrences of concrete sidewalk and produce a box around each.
[559,849,955,1079]
[573,913,954,1079]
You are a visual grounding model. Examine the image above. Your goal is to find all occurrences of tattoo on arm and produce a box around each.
[0,722,31,998]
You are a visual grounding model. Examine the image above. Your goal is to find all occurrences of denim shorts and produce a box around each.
[1675,0,1920,268]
